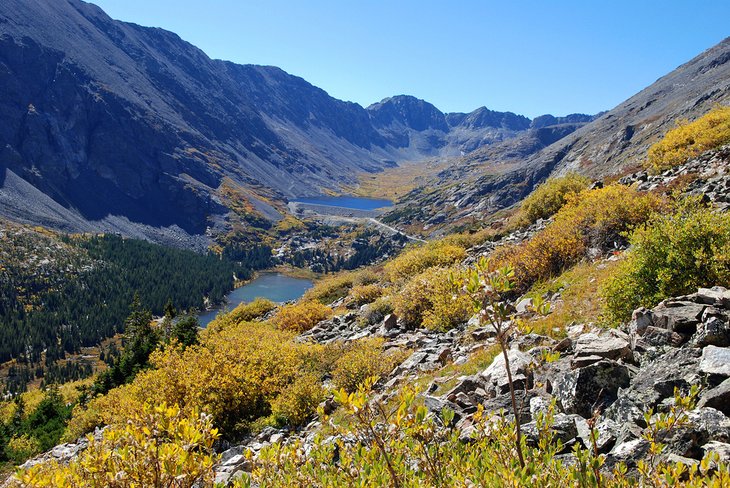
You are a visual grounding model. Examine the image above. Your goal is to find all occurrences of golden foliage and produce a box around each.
[270,373,326,427]
[647,105,730,171]
[393,266,473,330]
[17,403,218,488]
[66,321,329,438]
[494,184,663,291]
[518,172,591,224]
[303,272,357,304]
[349,284,384,305]
[208,297,276,332]
[271,300,333,333]
[385,241,466,283]
[331,338,408,393]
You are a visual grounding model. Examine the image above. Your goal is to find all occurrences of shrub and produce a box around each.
[18,403,218,487]
[65,321,330,438]
[393,266,473,330]
[270,373,326,427]
[229,297,277,323]
[331,338,408,393]
[519,172,591,224]
[272,300,333,333]
[247,383,730,487]
[647,106,730,172]
[6,435,41,464]
[303,272,357,304]
[603,201,730,323]
[494,184,663,291]
[385,241,466,283]
[349,284,384,305]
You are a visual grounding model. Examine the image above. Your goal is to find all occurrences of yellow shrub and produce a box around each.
[303,272,357,304]
[393,266,472,330]
[272,300,333,333]
[495,184,663,291]
[518,172,591,224]
[331,338,408,393]
[66,321,329,437]
[270,373,326,427]
[19,403,218,487]
[385,241,466,283]
[648,105,730,171]
[349,284,384,305]
[228,297,276,323]
[6,435,41,464]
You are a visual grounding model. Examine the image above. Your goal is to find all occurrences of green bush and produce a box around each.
[519,172,591,224]
[603,201,730,323]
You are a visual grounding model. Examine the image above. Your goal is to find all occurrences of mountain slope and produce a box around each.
[389,37,730,232]
[1,0,569,244]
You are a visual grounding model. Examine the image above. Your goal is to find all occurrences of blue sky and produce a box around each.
[91,0,730,118]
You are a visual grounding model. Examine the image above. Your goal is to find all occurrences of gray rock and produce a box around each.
[554,360,630,418]
[481,348,536,395]
[651,301,706,334]
[382,313,399,331]
[573,330,632,363]
[521,413,578,449]
[698,378,730,415]
[702,440,730,464]
[699,345,730,377]
[605,348,701,425]
[694,287,730,308]
[693,316,730,348]
[574,417,619,453]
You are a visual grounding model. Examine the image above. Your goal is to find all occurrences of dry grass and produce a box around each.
[524,258,621,337]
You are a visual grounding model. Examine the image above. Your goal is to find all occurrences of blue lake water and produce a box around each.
[292,196,392,211]
[198,273,313,328]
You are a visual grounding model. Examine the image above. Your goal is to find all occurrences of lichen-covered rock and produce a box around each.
[554,360,630,418]
[605,348,701,425]
[699,345,730,377]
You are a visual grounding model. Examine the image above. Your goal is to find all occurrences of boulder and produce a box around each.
[382,313,399,331]
[693,287,730,308]
[481,348,536,395]
[693,315,730,348]
[698,378,730,416]
[699,345,730,377]
[554,360,630,418]
[650,301,706,334]
[605,348,701,425]
[574,417,619,453]
[573,330,632,366]
[521,413,578,450]
[702,440,730,465]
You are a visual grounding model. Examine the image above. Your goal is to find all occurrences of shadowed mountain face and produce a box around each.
[0,0,563,240]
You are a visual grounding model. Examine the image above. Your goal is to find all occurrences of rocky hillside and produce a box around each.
[386,38,730,233]
[0,0,589,246]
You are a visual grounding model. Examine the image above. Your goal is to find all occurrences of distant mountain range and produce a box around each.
[0,0,727,245]
[388,38,730,232]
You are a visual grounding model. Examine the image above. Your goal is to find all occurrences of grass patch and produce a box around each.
[524,258,621,336]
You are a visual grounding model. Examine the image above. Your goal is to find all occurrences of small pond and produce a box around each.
[292,196,392,211]
[198,273,313,328]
